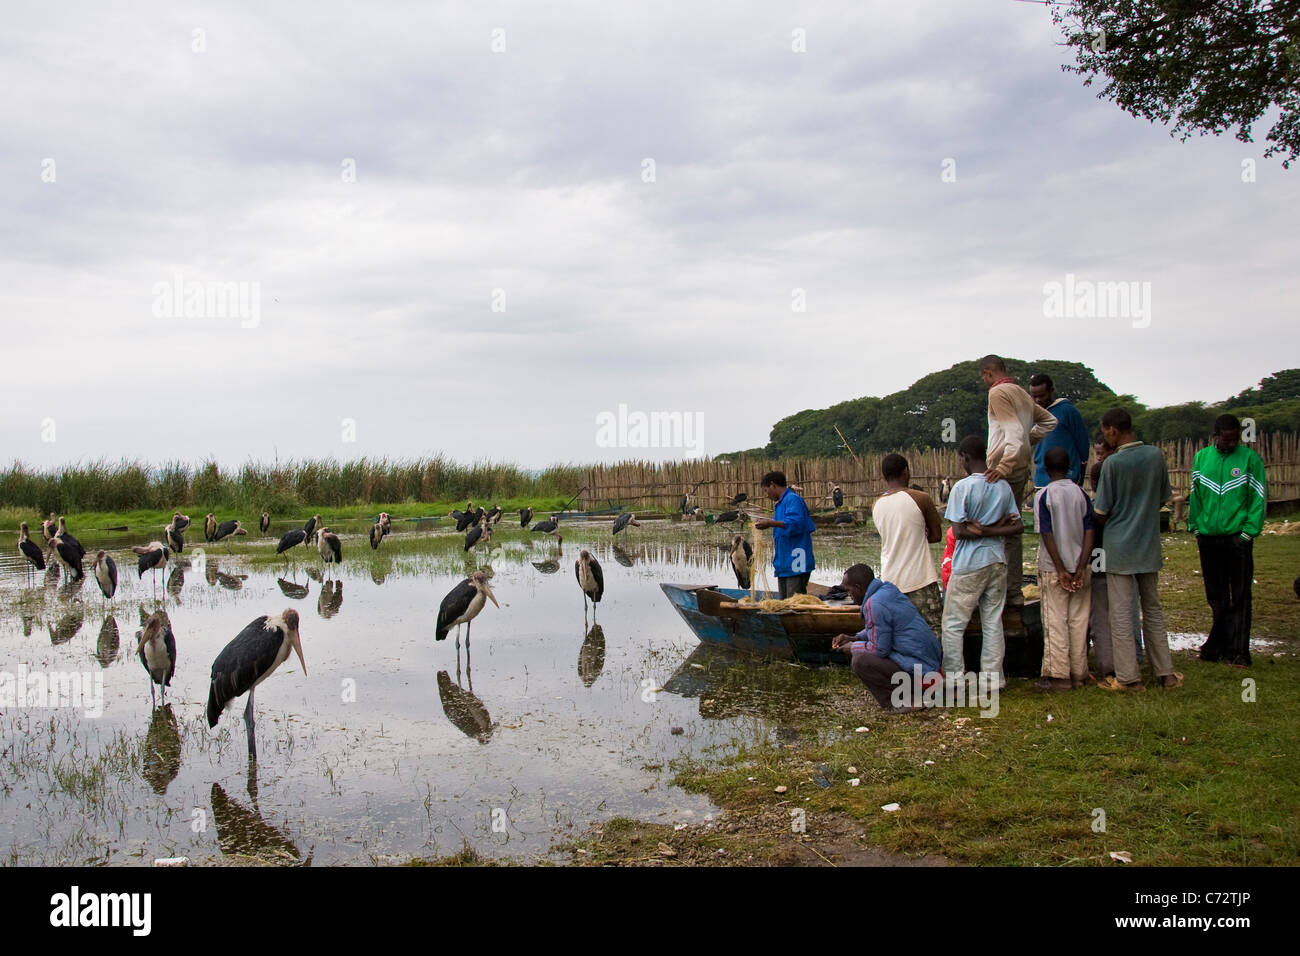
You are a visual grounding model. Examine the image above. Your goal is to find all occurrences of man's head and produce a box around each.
[841,563,875,605]
[978,354,1007,389]
[881,453,909,487]
[1213,413,1242,454]
[1099,407,1133,449]
[760,471,787,503]
[1044,446,1070,480]
[1028,373,1055,410]
[957,435,987,475]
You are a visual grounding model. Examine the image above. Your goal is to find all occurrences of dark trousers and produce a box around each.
[777,573,810,598]
[851,653,906,709]
[1197,534,1253,665]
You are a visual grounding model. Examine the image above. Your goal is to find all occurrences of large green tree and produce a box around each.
[1050,1,1300,167]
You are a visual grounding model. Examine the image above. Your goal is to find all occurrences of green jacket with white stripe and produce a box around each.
[1188,444,1267,539]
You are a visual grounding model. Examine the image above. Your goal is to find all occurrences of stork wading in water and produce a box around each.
[276,528,307,560]
[205,514,218,542]
[133,540,170,596]
[436,570,498,648]
[369,512,392,550]
[207,609,307,760]
[213,519,248,552]
[51,532,85,581]
[165,521,185,554]
[729,534,753,589]
[464,518,492,553]
[92,550,118,602]
[41,512,57,545]
[18,523,45,584]
[56,518,85,563]
[485,504,502,526]
[519,506,534,528]
[612,512,641,536]
[171,512,192,534]
[137,610,176,708]
[303,515,322,545]
[259,512,271,534]
[532,515,561,541]
[575,549,604,619]
[317,527,342,578]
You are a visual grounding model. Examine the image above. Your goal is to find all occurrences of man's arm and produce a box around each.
[1029,399,1058,444]
[1244,451,1268,539]
[908,490,943,543]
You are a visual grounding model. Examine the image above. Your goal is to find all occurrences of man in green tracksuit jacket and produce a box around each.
[1188,414,1267,667]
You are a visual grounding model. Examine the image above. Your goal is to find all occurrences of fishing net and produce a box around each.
[736,593,826,611]
[749,518,770,600]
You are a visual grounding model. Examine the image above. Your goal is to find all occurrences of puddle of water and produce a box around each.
[0,522,850,865]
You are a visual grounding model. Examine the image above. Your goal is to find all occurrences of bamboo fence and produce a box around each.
[578,434,1300,513]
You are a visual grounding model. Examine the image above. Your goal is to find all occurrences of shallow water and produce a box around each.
[0,520,858,865]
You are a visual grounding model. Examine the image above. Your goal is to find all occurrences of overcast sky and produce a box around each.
[4,1,1297,470]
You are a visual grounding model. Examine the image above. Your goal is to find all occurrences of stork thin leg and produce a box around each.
[466,619,471,648]
[244,690,257,760]
[150,681,156,710]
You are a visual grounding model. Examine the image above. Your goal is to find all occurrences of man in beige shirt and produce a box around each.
[978,354,1057,608]
[872,453,944,632]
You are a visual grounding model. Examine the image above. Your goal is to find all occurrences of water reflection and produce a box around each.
[167,566,185,599]
[317,581,343,619]
[277,577,310,600]
[437,670,493,744]
[96,616,120,666]
[578,623,605,687]
[141,705,182,794]
[611,544,636,568]
[211,781,309,865]
[49,606,84,645]
[662,645,826,724]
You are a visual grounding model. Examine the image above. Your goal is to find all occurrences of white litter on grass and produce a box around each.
[855,727,870,733]
[1047,714,1054,722]
[775,785,788,794]
[1167,632,1276,652]
[849,778,861,786]
[154,857,188,867]
[881,803,900,812]
[924,760,935,766]
[674,823,687,831]
[1109,850,1133,864]
[847,766,858,774]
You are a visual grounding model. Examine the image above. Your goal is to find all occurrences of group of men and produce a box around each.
[759,355,1268,713]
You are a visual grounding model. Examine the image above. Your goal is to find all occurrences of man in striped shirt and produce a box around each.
[1189,414,1267,667]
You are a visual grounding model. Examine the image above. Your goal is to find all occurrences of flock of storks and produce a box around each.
[12,499,669,760]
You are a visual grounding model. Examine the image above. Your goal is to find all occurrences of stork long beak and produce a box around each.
[290,629,307,675]
[486,586,499,608]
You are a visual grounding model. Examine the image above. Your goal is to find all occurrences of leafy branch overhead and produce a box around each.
[1050,0,1300,166]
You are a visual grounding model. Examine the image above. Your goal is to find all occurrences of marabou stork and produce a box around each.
[137,610,176,708]
[729,534,753,589]
[276,528,307,557]
[436,570,498,646]
[207,609,307,760]
[369,520,385,550]
[728,492,748,507]
[485,504,502,525]
[939,477,951,504]
[213,519,247,549]
[519,507,534,528]
[303,515,322,545]
[679,494,693,514]
[464,519,492,552]
[259,511,271,534]
[832,485,844,509]
[41,512,57,544]
[133,540,170,594]
[18,522,45,583]
[171,512,192,533]
[51,533,85,581]
[715,510,741,524]
[832,513,856,526]
[612,512,641,536]
[575,550,604,615]
[165,521,184,554]
[92,550,118,601]
[317,527,342,578]
[56,517,85,561]
[455,509,477,533]
[204,514,218,541]
[532,515,561,540]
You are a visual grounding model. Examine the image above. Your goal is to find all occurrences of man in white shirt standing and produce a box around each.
[978,354,1058,610]
[872,453,944,633]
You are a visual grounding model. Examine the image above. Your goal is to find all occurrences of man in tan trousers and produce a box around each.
[979,355,1057,609]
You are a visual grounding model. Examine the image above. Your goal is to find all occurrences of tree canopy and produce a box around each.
[1049,1,1300,167]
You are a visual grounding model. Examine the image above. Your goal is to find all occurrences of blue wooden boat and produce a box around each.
[660,582,1046,675]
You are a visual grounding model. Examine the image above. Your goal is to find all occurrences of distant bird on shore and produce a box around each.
[369,512,391,550]
[455,509,477,533]
[205,514,218,541]
[833,513,856,526]
[318,528,342,577]
[165,521,185,554]
[214,519,246,542]
[137,610,176,709]
[532,515,560,537]
[464,519,492,552]
[939,477,952,504]
[259,511,271,534]
[18,522,45,582]
[832,485,844,509]
[41,512,57,544]
[171,513,192,533]
[576,550,604,614]
[612,512,641,536]
[436,571,498,646]
[133,541,170,590]
[486,504,502,525]
[207,608,306,759]
[57,518,85,561]
[715,510,741,524]
[679,494,693,514]
[277,528,307,557]
[92,550,118,601]
[728,492,748,507]
[51,532,85,581]
[730,534,753,589]
[303,515,322,544]
[520,507,534,528]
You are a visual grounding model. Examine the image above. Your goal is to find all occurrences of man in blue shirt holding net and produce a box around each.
[754,470,816,597]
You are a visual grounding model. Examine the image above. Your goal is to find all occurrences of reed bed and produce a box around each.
[0,457,587,514]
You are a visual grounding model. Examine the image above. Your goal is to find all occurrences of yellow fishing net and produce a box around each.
[749,517,769,601]
[736,593,827,611]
